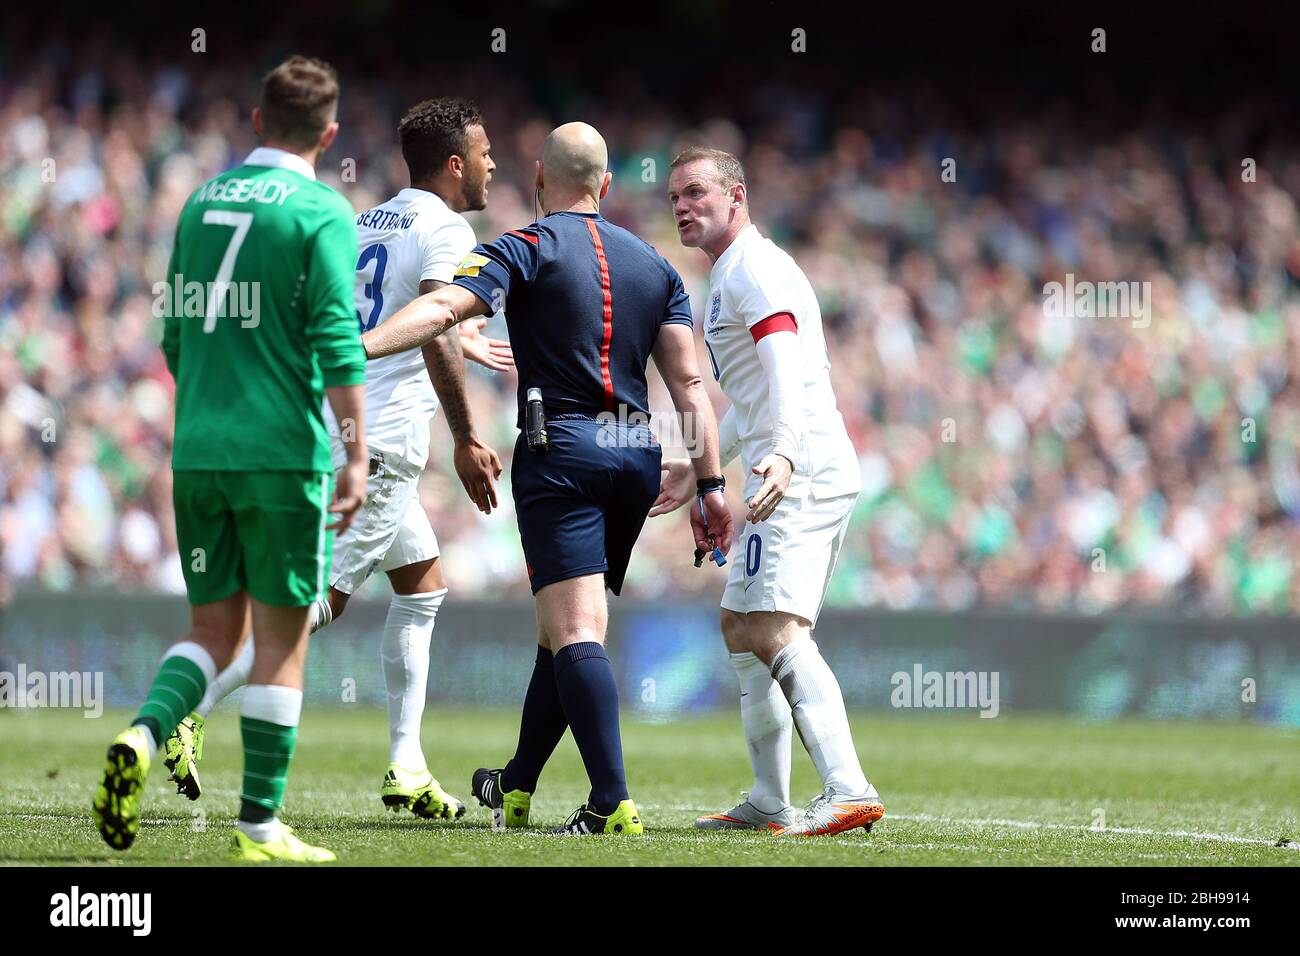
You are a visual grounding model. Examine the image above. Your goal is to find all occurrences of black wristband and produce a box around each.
[696,475,726,493]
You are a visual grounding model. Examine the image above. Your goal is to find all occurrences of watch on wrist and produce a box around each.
[696,475,726,494]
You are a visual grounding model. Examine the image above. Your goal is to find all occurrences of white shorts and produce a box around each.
[719,491,856,626]
[330,447,439,595]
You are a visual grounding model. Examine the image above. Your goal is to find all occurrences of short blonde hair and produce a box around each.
[670,147,746,191]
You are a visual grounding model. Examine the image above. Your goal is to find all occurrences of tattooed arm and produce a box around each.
[418,279,502,514]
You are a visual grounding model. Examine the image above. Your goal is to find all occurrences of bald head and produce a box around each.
[540,122,609,198]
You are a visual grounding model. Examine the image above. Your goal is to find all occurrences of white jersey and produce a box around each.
[706,224,861,500]
[324,187,476,469]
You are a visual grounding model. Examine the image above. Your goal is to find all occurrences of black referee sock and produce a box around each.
[552,641,628,816]
[501,646,568,794]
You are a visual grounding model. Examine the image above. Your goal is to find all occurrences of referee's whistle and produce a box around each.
[696,497,727,567]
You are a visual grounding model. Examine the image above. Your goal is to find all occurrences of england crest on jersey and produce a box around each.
[708,292,722,329]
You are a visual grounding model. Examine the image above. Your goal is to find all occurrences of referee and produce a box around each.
[362,122,734,835]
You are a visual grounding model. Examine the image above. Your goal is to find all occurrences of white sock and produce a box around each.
[309,595,333,634]
[236,818,281,842]
[730,651,792,813]
[195,636,255,718]
[135,724,158,755]
[770,637,870,797]
[382,589,445,769]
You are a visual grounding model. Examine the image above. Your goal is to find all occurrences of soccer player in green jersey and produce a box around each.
[92,55,367,863]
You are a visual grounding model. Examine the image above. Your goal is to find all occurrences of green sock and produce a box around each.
[134,653,208,744]
[239,716,298,823]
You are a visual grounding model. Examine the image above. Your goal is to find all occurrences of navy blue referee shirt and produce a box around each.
[451,210,693,426]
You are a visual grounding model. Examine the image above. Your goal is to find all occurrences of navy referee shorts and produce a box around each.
[511,415,661,595]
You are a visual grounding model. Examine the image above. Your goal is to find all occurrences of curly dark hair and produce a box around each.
[398,98,484,182]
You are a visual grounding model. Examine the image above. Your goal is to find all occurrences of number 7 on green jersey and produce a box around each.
[201,210,253,332]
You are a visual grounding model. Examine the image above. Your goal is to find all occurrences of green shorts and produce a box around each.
[173,470,333,607]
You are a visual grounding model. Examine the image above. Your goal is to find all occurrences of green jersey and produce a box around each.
[162,147,365,472]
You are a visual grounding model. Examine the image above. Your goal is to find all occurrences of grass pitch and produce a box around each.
[1,708,1297,866]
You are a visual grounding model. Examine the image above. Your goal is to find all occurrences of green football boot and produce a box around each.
[552,799,644,836]
[163,712,205,801]
[92,726,153,851]
[230,823,336,863]
[379,763,466,819]
[471,767,532,830]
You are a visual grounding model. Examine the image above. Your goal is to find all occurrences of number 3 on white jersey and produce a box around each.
[356,242,389,332]
[200,210,253,333]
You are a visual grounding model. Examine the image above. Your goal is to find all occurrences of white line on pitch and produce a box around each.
[889,812,1300,851]
[648,805,1298,850]
[25,806,1295,851]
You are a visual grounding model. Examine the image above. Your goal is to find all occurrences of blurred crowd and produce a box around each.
[3,34,1300,615]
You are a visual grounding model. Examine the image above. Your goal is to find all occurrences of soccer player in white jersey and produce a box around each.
[656,147,884,836]
[162,99,513,820]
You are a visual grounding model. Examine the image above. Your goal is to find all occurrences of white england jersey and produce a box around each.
[325,187,476,468]
[705,224,861,500]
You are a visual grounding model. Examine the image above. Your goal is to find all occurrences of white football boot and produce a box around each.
[775,784,886,837]
[695,793,799,831]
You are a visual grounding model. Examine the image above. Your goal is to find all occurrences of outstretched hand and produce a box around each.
[458,318,514,372]
[649,457,695,517]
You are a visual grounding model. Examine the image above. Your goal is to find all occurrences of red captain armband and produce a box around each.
[749,311,798,343]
